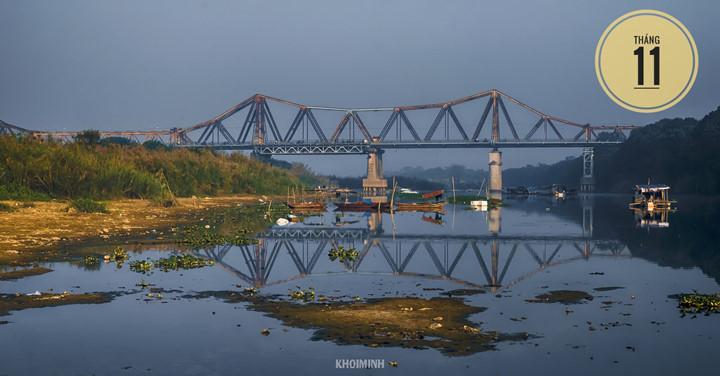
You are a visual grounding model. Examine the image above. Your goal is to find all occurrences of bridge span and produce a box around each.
[1,89,638,192]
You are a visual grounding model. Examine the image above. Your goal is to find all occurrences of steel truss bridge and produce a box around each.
[191,229,629,290]
[2,89,637,155]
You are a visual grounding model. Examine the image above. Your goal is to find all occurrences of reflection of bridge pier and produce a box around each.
[582,197,593,238]
[367,211,384,236]
[362,148,387,203]
[487,207,502,234]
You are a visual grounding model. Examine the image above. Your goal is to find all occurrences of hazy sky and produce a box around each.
[1,0,718,176]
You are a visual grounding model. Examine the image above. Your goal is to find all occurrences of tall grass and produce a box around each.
[0,133,302,200]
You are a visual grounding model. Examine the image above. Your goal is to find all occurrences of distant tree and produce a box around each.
[142,140,167,150]
[74,130,101,146]
[596,131,624,142]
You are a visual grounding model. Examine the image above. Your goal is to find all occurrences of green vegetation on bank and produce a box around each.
[0,131,306,201]
[69,198,109,213]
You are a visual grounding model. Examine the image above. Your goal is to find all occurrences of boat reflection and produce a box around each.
[632,208,672,228]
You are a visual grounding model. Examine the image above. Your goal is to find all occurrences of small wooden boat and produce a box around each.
[629,183,676,210]
[284,201,327,211]
[422,190,446,201]
[394,202,447,212]
[393,190,446,212]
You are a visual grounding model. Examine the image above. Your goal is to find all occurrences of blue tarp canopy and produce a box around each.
[636,184,670,192]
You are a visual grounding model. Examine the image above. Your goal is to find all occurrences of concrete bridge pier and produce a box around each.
[488,149,503,198]
[362,148,388,203]
[486,149,503,234]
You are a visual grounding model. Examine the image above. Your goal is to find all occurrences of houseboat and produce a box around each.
[629,184,676,210]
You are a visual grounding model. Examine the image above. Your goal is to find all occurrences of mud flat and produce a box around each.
[0,196,264,265]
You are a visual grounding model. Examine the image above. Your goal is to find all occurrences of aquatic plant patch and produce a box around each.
[175,224,259,247]
[671,292,720,316]
[130,254,213,274]
[328,246,359,263]
[289,286,316,302]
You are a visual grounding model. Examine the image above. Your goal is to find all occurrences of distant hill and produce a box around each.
[594,108,720,194]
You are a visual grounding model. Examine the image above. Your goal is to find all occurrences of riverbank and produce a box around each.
[0,196,267,265]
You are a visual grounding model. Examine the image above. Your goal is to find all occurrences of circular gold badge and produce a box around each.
[595,10,698,113]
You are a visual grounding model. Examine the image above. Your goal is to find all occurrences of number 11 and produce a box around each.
[634,46,660,86]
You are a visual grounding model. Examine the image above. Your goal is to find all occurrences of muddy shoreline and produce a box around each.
[0,195,269,267]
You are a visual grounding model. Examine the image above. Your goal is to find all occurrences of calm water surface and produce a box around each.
[1,194,719,375]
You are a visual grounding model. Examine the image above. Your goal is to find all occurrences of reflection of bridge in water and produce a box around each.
[193,217,628,291]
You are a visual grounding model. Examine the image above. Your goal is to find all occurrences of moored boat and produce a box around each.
[394,190,446,212]
[333,197,393,211]
[394,201,447,212]
[629,183,676,210]
[284,201,327,211]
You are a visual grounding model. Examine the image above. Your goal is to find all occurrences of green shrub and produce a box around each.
[0,183,51,201]
[0,203,15,212]
[70,198,109,213]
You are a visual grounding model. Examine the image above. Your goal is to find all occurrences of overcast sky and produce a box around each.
[1,0,718,176]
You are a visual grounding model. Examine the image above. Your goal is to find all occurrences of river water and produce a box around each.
[1,194,719,375]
